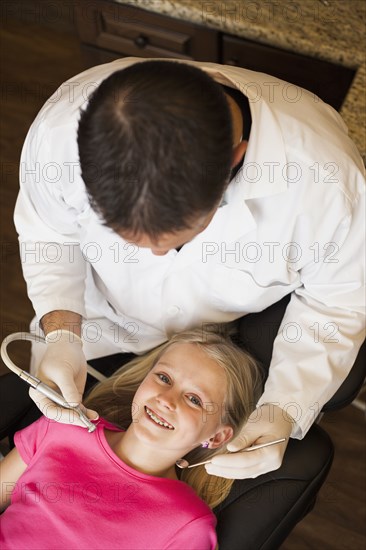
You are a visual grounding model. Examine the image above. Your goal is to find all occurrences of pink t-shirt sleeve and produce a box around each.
[14,416,50,464]
[165,514,217,550]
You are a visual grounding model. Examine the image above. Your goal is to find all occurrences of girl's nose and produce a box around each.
[156,389,177,410]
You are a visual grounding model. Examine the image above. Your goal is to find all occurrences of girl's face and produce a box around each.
[131,342,233,453]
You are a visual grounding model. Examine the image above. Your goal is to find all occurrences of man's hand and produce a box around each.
[205,404,293,479]
[29,329,98,428]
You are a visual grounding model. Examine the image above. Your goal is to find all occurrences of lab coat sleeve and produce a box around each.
[257,190,365,439]
[14,119,87,321]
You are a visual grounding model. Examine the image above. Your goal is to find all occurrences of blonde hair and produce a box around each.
[85,329,262,508]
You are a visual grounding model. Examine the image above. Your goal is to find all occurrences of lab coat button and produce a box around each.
[167,305,181,317]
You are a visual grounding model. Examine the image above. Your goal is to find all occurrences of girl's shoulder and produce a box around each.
[96,417,124,432]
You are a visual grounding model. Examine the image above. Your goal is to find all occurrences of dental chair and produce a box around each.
[1,295,365,549]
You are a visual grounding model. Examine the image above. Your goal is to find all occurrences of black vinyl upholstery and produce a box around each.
[215,425,334,550]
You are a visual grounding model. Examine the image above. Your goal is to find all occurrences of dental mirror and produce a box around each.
[176,438,286,469]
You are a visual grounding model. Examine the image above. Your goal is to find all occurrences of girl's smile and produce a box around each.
[144,406,175,430]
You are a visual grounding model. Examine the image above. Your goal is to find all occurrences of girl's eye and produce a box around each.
[156,373,170,384]
[188,395,202,407]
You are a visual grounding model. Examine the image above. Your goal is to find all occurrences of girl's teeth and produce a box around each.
[146,407,174,429]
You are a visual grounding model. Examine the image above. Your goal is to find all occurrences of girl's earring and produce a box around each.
[202,441,209,448]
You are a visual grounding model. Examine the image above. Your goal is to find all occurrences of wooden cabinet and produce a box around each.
[74,1,218,64]
[74,0,355,110]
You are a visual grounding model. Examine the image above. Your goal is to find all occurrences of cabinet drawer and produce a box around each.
[75,1,218,61]
[222,35,355,110]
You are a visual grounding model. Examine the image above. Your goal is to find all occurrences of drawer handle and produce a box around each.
[134,35,149,49]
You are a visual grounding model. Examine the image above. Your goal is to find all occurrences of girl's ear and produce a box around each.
[208,425,234,449]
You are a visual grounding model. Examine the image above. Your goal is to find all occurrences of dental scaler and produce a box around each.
[1,332,96,432]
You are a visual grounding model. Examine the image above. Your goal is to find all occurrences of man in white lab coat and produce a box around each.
[15,57,365,479]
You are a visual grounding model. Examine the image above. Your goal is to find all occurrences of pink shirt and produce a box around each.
[0,417,217,549]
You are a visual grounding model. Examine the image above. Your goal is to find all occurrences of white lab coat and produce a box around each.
[15,57,365,438]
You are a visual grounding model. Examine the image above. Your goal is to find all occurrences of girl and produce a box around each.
[0,330,261,549]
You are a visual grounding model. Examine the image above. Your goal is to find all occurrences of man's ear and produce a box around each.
[231,140,248,168]
[208,425,234,449]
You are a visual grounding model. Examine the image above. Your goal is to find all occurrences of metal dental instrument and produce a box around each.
[1,332,96,432]
[176,438,287,469]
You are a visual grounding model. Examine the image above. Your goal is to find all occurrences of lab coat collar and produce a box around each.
[171,61,289,249]
[166,202,254,277]
[173,177,257,268]
[200,64,289,200]
[219,177,257,242]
